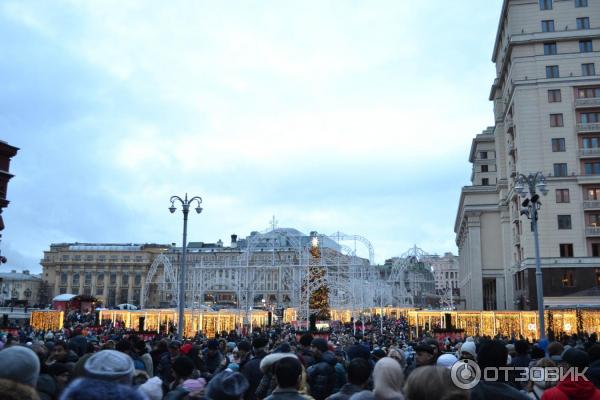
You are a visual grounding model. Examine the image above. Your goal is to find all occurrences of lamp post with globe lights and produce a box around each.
[169,193,203,339]
[514,172,548,340]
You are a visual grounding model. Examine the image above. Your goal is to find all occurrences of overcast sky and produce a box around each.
[1,1,503,272]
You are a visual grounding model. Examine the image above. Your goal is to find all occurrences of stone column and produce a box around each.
[115,270,122,305]
[128,269,134,304]
[467,213,484,310]
[66,271,73,293]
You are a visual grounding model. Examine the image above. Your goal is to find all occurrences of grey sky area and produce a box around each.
[0,1,503,272]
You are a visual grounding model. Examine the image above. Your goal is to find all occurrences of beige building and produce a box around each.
[41,243,169,307]
[0,270,42,306]
[426,252,460,296]
[456,0,600,311]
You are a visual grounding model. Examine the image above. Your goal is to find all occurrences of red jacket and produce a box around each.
[541,376,600,400]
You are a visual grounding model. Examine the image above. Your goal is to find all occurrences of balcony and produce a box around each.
[575,98,600,108]
[585,226,600,236]
[577,122,600,133]
[579,148,600,157]
[512,234,521,246]
[584,200,600,209]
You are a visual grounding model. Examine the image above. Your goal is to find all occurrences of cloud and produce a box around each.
[0,0,502,268]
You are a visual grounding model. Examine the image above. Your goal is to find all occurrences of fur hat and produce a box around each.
[84,350,134,384]
[0,345,40,387]
[259,352,298,373]
[205,370,249,400]
[436,353,458,369]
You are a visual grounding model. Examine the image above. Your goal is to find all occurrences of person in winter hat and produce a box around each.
[83,349,135,384]
[60,377,148,400]
[459,341,477,361]
[0,345,40,387]
[541,348,600,400]
[138,376,163,400]
[205,370,249,400]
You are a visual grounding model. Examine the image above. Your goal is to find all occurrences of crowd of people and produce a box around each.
[0,315,599,400]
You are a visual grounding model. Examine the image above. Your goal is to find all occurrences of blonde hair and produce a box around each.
[373,357,404,399]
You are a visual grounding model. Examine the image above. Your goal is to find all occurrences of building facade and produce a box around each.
[456,0,600,311]
[41,229,372,310]
[0,270,42,306]
[426,252,460,296]
[41,243,170,307]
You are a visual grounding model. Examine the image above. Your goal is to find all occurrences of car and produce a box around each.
[115,303,138,310]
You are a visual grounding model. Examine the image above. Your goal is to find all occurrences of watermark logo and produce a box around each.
[451,359,481,389]
[450,361,589,390]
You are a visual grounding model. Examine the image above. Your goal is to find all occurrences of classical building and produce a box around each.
[456,0,600,311]
[426,252,460,296]
[0,270,42,306]
[41,229,373,310]
[41,243,170,307]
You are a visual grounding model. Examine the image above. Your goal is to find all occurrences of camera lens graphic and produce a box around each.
[451,359,481,390]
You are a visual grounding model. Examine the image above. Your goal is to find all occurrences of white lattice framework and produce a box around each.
[388,245,437,307]
[141,230,386,326]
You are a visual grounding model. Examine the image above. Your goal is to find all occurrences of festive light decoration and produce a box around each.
[30,311,64,331]
[32,307,600,339]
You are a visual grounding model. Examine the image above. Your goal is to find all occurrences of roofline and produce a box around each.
[492,0,509,62]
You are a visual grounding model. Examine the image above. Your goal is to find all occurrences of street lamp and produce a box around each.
[169,193,203,339]
[515,172,548,340]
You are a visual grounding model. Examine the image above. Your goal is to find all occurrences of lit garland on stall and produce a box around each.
[30,311,64,331]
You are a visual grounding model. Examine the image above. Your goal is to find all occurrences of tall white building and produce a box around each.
[456,0,600,311]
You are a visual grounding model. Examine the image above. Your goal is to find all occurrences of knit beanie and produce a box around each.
[138,376,163,400]
[60,377,147,400]
[84,350,134,384]
[0,345,40,387]
[460,341,477,358]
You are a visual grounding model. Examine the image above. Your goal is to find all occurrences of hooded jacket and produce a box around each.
[541,376,600,400]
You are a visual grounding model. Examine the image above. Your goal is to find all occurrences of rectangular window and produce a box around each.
[97,273,104,285]
[578,87,600,98]
[135,273,142,286]
[542,20,555,32]
[576,0,588,7]
[556,189,570,203]
[582,63,596,76]
[480,151,488,159]
[558,215,572,229]
[584,162,600,175]
[540,0,552,9]
[577,17,590,30]
[560,243,574,257]
[481,164,489,172]
[482,178,489,186]
[122,273,129,285]
[110,272,117,285]
[581,112,600,123]
[554,163,568,176]
[550,113,564,127]
[593,243,600,257]
[590,213,600,227]
[72,273,80,286]
[60,273,67,285]
[548,89,562,102]
[588,188,600,200]
[580,40,593,53]
[546,65,559,78]
[552,138,566,152]
[544,42,557,55]
[562,271,575,287]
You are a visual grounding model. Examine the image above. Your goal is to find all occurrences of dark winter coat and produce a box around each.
[307,351,337,400]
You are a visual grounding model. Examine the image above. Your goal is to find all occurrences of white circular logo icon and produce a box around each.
[451,359,481,389]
